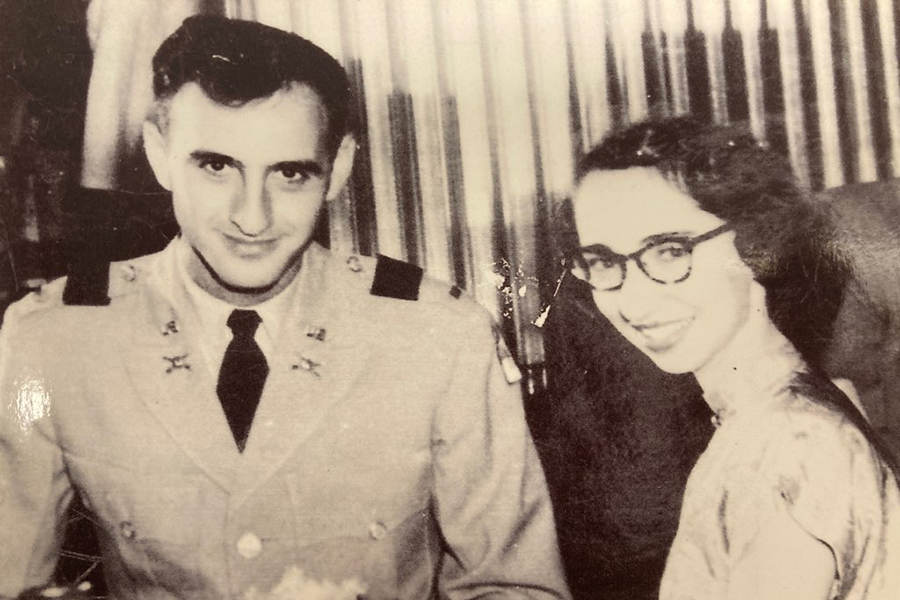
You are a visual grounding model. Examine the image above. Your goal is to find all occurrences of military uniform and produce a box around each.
[0,241,568,599]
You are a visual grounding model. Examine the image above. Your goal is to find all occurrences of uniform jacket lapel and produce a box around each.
[122,244,238,491]
[232,245,371,508]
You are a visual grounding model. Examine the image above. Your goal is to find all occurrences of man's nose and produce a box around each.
[230,176,271,237]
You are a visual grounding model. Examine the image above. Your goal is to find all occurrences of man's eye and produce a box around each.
[277,167,309,183]
[199,159,230,174]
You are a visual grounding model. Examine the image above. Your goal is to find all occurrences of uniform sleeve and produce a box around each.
[431,308,571,600]
[726,414,887,591]
[0,302,74,597]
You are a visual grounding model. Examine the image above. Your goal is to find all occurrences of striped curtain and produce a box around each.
[82,0,900,374]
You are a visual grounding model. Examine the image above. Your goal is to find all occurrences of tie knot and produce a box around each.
[227,309,262,337]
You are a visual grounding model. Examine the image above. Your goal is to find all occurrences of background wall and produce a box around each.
[5,0,900,374]
[2,0,900,591]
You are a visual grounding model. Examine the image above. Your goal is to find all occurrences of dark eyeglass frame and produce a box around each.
[568,223,733,291]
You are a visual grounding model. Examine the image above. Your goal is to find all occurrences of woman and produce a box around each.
[565,117,899,599]
[529,262,713,600]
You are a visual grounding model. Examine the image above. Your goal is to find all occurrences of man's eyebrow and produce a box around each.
[189,150,240,168]
[272,160,324,177]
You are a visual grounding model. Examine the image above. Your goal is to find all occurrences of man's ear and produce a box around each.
[325,135,357,202]
[142,120,172,191]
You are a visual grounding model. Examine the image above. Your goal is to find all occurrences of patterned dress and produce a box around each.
[660,333,900,600]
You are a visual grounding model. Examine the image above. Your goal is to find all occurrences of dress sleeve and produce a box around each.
[727,412,887,590]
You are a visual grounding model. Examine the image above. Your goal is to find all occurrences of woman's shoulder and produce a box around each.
[713,371,888,495]
[757,378,876,463]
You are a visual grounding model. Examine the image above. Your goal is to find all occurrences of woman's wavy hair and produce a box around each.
[558,116,848,369]
[559,116,900,475]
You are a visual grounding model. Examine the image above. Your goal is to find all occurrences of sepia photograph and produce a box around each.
[1,0,900,598]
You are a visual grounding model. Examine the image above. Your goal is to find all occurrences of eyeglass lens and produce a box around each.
[572,223,732,291]
[580,240,693,290]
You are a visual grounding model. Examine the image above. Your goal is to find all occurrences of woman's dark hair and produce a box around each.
[562,116,900,476]
[562,116,848,369]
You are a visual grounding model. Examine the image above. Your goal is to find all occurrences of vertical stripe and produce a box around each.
[81,0,202,189]
[397,0,453,280]
[806,0,843,187]
[659,0,691,115]
[875,0,900,177]
[354,0,404,259]
[223,0,239,18]
[568,0,611,150]
[525,0,575,198]
[842,0,878,182]
[288,0,344,57]
[523,0,574,365]
[608,0,649,124]
[441,0,498,314]
[731,0,767,140]
[480,0,543,360]
[289,1,357,253]
[692,0,729,124]
[767,0,810,186]
[645,0,671,116]
[252,0,292,30]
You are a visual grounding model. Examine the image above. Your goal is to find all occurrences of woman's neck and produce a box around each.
[693,291,796,417]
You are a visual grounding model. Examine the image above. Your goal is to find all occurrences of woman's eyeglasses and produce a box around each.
[568,224,733,291]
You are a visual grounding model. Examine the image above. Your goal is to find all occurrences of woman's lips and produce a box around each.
[632,317,694,352]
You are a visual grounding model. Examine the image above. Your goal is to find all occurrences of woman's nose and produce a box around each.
[615,260,662,323]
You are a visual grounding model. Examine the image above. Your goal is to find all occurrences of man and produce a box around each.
[0,16,568,599]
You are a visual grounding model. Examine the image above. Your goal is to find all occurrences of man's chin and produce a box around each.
[215,272,282,295]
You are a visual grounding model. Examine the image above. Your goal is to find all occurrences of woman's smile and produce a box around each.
[629,317,695,352]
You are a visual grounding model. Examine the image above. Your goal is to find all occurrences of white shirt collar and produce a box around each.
[173,236,298,369]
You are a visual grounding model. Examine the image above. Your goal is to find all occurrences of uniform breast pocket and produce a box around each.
[285,472,432,546]
[65,453,205,579]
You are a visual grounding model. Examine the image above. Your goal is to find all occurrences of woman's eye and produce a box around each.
[586,254,618,270]
[654,243,688,261]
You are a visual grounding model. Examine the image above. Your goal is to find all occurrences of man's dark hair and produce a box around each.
[151,15,352,154]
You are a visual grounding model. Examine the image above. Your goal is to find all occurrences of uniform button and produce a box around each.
[368,520,388,540]
[120,264,137,282]
[119,521,137,540]
[38,586,66,598]
[236,532,262,559]
[346,256,363,273]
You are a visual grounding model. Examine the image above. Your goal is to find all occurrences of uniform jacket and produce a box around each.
[0,241,569,600]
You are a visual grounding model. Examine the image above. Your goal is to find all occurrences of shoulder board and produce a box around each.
[370,254,424,301]
[63,259,111,306]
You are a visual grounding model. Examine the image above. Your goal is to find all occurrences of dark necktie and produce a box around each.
[217,309,269,452]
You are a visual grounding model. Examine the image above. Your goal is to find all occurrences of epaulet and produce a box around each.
[416,274,523,385]
[344,251,521,383]
[62,256,146,306]
[63,260,111,306]
[369,254,424,301]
